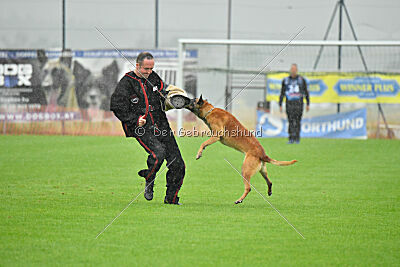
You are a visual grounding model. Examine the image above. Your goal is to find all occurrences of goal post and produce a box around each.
[176,39,400,136]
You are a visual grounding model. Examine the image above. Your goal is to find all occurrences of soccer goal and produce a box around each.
[176,39,400,137]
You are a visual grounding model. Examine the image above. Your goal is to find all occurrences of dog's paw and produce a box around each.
[196,153,202,160]
[268,184,272,196]
[234,200,243,204]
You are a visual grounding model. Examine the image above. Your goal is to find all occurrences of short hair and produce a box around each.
[136,52,154,65]
[291,63,298,68]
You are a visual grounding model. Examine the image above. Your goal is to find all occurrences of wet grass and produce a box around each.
[0,135,399,266]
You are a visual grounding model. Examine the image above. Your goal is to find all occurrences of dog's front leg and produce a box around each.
[196,136,220,160]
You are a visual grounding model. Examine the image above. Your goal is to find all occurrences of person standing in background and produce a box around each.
[279,64,310,144]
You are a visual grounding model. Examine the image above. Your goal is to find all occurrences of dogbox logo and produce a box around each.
[334,77,399,98]
[0,64,33,87]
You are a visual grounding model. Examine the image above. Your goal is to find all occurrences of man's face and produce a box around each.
[290,64,298,77]
[136,58,154,79]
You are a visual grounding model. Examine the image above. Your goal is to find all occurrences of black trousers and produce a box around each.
[135,125,185,202]
[286,103,303,141]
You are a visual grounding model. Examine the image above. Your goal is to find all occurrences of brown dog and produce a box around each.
[187,95,297,204]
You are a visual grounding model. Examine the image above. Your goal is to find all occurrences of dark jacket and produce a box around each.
[110,71,168,137]
[279,75,310,107]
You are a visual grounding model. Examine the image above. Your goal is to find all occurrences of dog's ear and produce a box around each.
[73,61,91,87]
[101,60,119,87]
[36,49,48,67]
[73,61,91,108]
[198,94,204,105]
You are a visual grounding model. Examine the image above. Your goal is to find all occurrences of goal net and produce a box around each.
[176,39,400,138]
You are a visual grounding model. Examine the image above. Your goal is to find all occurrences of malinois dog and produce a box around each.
[187,95,297,204]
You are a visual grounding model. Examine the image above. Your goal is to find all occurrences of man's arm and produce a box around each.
[158,78,168,98]
[110,76,142,125]
[154,75,174,111]
[302,77,310,110]
[279,78,286,111]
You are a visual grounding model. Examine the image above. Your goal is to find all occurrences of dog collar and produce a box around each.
[203,107,214,118]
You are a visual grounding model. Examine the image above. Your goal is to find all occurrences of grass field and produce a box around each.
[1,135,399,266]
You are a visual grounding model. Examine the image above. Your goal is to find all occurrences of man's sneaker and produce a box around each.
[144,179,154,201]
[138,169,149,178]
[164,196,182,205]
[287,139,294,144]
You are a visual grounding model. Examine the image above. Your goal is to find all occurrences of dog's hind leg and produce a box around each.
[196,136,219,160]
[260,162,272,196]
[235,155,262,204]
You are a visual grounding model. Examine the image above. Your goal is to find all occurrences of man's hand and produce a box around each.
[279,106,283,113]
[306,105,310,112]
[138,115,146,126]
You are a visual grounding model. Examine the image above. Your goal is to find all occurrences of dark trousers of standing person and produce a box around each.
[135,125,185,203]
[286,102,303,142]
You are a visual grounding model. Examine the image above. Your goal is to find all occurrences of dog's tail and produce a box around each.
[261,155,297,166]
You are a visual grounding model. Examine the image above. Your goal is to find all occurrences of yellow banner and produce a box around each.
[266,72,400,103]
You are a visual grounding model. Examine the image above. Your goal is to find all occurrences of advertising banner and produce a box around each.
[266,72,400,104]
[256,108,367,139]
[0,49,197,123]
